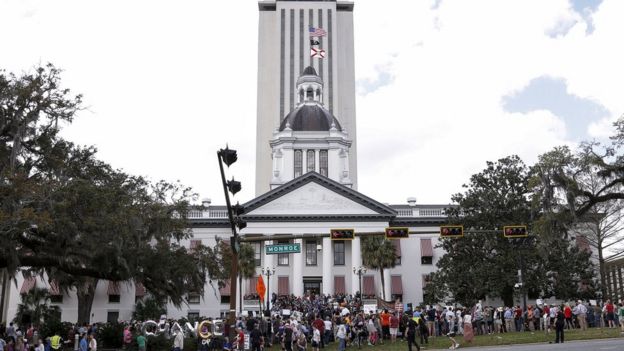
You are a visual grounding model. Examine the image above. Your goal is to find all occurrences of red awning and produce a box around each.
[363,276,375,296]
[49,280,61,296]
[391,275,403,295]
[135,282,146,297]
[576,236,591,253]
[392,240,402,257]
[420,238,433,257]
[219,282,231,296]
[334,276,346,294]
[20,277,36,294]
[278,276,289,296]
[107,281,120,295]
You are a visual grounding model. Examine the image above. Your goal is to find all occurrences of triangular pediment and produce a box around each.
[243,172,396,219]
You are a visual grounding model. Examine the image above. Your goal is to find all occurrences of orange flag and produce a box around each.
[256,275,266,302]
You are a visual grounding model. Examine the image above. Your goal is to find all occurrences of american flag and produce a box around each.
[309,26,327,37]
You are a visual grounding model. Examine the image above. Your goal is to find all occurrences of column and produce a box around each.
[351,237,361,295]
[293,238,304,296]
[264,240,274,305]
[383,269,391,301]
[322,237,333,295]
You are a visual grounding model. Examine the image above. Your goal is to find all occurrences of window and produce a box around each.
[421,256,433,265]
[334,242,345,265]
[306,240,318,266]
[187,312,200,322]
[187,293,201,304]
[307,150,315,173]
[220,295,230,304]
[107,311,119,323]
[294,150,303,177]
[278,240,289,266]
[50,295,63,304]
[319,150,328,176]
[306,88,313,100]
[250,242,261,266]
[108,295,120,303]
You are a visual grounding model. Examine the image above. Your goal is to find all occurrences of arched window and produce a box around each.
[307,150,315,173]
[299,89,304,103]
[294,150,303,177]
[306,88,313,100]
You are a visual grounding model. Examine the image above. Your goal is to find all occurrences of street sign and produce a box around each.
[266,243,301,254]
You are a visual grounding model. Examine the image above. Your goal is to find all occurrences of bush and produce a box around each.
[39,320,70,339]
[98,322,125,348]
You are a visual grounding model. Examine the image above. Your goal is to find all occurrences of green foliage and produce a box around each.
[422,272,447,306]
[13,286,60,328]
[133,296,167,322]
[437,155,595,306]
[97,322,125,348]
[361,236,397,300]
[0,64,230,320]
[38,320,69,340]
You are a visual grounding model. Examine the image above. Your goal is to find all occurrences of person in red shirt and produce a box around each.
[312,315,325,347]
[563,304,573,329]
[380,310,391,340]
[389,312,399,343]
[605,300,615,328]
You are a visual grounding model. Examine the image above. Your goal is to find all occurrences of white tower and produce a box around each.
[256,0,357,195]
[270,66,353,189]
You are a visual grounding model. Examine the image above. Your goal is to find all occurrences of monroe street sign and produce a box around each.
[266,243,301,254]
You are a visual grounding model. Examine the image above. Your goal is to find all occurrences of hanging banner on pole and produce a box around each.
[256,275,266,302]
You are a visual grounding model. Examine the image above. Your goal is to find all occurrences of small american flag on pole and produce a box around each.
[309,26,327,37]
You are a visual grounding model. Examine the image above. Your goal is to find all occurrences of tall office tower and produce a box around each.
[255,0,357,196]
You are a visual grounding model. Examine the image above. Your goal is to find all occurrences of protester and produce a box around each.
[555,305,565,344]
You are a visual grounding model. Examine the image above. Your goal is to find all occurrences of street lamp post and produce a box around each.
[353,266,367,303]
[261,267,275,314]
[217,145,244,340]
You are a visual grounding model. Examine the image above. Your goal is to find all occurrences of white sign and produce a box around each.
[363,304,377,314]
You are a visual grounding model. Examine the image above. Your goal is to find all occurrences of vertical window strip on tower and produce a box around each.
[307,150,315,173]
[294,149,303,177]
[319,150,328,176]
[318,8,324,103]
[280,9,285,120]
[328,8,333,112]
[290,9,295,112]
[309,9,314,71]
[299,9,304,75]
[251,242,261,266]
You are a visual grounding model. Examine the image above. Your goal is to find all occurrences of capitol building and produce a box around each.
[4,0,450,323]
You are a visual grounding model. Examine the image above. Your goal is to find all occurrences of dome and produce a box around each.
[302,66,318,76]
[279,104,342,132]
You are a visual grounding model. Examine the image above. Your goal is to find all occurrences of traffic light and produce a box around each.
[503,225,527,238]
[232,202,246,230]
[330,229,355,240]
[385,227,409,239]
[440,225,463,238]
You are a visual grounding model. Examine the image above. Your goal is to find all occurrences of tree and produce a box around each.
[422,272,447,306]
[531,145,615,299]
[13,286,60,328]
[217,239,256,312]
[0,65,228,323]
[133,296,167,321]
[361,236,397,300]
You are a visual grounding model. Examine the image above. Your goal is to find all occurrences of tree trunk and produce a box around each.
[598,244,607,300]
[238,275,242,313]
[380,268,386,301]
[501,285,514,307]
[76,278,98,325]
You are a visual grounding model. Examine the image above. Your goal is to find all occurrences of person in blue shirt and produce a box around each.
[79,333,88,351]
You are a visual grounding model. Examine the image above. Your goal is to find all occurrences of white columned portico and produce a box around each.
[293,238,304,296]
[383,269,391,301]
[351,237,362,295]
[322,237,333,295]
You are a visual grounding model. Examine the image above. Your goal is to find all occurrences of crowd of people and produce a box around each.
[1,294,623,351]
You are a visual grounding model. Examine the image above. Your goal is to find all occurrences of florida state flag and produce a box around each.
[256,275,266,302]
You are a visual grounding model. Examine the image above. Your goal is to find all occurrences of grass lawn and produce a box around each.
[272,328,622,350]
